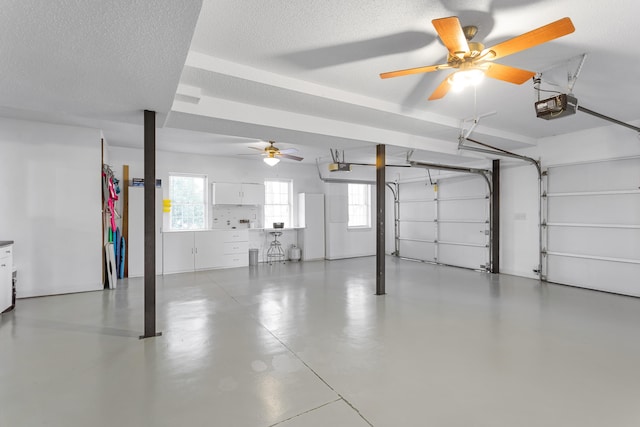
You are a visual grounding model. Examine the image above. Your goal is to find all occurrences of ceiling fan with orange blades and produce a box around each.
[380,16,575,100]
[248,141,304,166]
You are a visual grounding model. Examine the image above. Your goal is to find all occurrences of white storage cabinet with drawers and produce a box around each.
[163,230,249,274]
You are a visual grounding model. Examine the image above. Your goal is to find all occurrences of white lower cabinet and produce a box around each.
[163,230,249,274]
[194,231,220,270]
[217,230,249,268]
[162,232,196,274]
[0,244,14,313]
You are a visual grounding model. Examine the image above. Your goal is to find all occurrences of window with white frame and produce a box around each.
[169,174,207,230]
[348,183,371,228]
[264,180,292,228]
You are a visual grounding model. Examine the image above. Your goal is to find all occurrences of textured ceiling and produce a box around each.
[0,0,638,165]
[0,1,202,125]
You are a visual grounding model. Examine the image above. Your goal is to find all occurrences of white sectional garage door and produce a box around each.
[543,157,640,296]
[397,174,490,271]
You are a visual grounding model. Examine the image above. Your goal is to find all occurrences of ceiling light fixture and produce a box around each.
[263,156,280,166]
[449,68,485,92]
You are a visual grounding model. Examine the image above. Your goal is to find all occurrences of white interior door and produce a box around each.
[543,157,640,296]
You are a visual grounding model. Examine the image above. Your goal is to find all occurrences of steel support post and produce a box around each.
[141,110,161,339]
[376,144,386,295]
[491,159,500,273]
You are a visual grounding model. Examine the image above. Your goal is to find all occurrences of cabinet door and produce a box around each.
[241,183,265,205]
[194,231,223,270]
[0,248,12,313]
[212,183,242,205]
[162,232,195,274]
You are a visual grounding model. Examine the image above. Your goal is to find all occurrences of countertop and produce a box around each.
[0,240,14,248]
[162,228,304,233]
[250,227,304,232]
[163,229,251,233]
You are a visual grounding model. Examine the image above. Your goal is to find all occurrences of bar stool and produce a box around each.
[266,231,285,264]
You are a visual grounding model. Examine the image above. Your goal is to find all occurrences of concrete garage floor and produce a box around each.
[1,257,639,426]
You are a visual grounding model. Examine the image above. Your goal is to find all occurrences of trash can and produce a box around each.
[289,245,301,262]
[248,249,259,266]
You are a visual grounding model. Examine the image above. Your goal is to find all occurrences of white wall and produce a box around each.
[521,121,640,165]
[107,146,324,265]
[107,146,325,228]
[324,182,377,259]
[0,117,103,297]
[499,162,540,278]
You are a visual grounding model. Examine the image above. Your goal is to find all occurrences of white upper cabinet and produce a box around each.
[212,182,264,205]
[239,183,265,205]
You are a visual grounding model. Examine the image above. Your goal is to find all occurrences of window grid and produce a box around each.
[264,180,291,228]
[169,174,207,230]
[348,183,371,228]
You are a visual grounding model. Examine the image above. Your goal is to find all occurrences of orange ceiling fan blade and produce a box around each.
[380,63,450,79]
[428,75,453,100]
[485,63,535,84]
[484,17,575,61]
[432,16,470,56]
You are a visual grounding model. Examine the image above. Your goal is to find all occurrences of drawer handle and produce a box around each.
[0,264,6,267]
[5,250,9,253]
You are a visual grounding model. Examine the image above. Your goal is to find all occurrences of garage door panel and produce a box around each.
[439,222,487,245]
[439,198,488,220]
[438,244,487,270]
[400,221,435,241]
[400,240,435,261]
[400,182,434,199]
[547,227,640,259]
[548,159,640,193]
[547,255,640,297]
[438,176,487,198]
[548,194,640,225]
[399,201,435,221]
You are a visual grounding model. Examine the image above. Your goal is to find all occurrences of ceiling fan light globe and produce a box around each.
[449,69,485,90]
[264,157,280,166]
